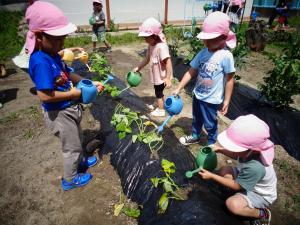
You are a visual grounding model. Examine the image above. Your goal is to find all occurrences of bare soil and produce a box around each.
[0,42,299,225]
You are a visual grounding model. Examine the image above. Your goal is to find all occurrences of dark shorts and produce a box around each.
[154,83,165,98]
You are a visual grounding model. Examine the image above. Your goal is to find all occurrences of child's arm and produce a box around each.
[133,47,150,72]
[37,88,81,103]
[219,73,234,115]
[70,73,104,92]
[199,168,242,191]
[172,68,197,95]
[163,57,173,88]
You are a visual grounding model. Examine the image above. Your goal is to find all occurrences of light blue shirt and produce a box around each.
[190,47,235,104]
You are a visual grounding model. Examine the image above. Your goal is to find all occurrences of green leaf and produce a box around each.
[151,178,160,188]
[116,122,126,132]
[163,181,173,193]
[122,206,140,218]
[118,132,126,139]
[132,135,138,143]
[122,108,130,113]
[125,127,132,133]
[114,203,124,216]
[161,159,175,174]
[158,193,169,214]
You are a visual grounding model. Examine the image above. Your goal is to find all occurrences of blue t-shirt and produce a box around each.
[190,47,235,104]
[29,50,73,111]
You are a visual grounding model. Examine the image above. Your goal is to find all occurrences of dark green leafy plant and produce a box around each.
[0,11,24,62]
[109,19,119,32]
[151,159,184,214]
[259,36,300,109]
[183,37,204,64]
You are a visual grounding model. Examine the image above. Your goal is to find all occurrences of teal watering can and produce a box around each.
[157,95,183,133]
[118,71,142,95]
[185,146,217,178]
[76,79,98,104]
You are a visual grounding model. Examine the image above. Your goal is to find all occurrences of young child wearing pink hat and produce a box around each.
[91,0,112,52]
[25,1,104,191]
[199,114,277,225]
[173,11,236,146]
[133,18,173,117]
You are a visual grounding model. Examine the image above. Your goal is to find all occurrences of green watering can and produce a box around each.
[118,71,142,95]
[185,146,217,178]
[89,17,96,25]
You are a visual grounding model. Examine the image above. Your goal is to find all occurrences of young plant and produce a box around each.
[111,104,164,154]
[90,53,112,78]
[151,159,184,214]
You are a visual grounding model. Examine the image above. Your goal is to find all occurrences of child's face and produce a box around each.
[93,3,102,12]
[144,36,156,46]
[39,33,67,55]
[203,35,226,52]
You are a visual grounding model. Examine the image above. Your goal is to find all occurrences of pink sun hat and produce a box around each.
[25,1,77,55]
[93,0,103,4]
[138,17,166,43]
[197,11,237,49]
[217,114,275,166]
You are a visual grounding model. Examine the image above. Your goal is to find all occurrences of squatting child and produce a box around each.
[25,1,103,191]
[173,12,236,146]
[199,114,277,225]
[133,18,173,117]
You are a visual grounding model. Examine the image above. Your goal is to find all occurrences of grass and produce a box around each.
[0,11,24,62]
[64,32,143,49]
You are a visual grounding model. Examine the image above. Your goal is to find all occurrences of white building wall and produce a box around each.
[40,0,253,26]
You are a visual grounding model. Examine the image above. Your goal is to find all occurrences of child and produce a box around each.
[133,17,173,117]
[25,1,104,191]
[91,0,112,52]
[199,114,277,225]
[173,12,236,146]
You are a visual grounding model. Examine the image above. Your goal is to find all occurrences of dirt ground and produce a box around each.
[0,42,299,225]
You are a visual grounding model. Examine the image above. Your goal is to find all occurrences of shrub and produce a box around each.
[0,11,24,62]
[259,36,300,109]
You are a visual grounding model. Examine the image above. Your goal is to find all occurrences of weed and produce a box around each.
[0,112,19,124]
[23,129,33,140]
[279,161,289,173]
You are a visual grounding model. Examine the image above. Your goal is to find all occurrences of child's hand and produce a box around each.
[172,87,180,96]
[164,78,172,88]
[93,81,104,92]
[219,101,229,115]
[132,67,139,72]
[213,142,223,152]
[198,168,214,180]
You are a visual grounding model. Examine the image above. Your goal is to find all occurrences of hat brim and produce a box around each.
[217,130,248,152]
[44,23,77,36]
[197,32,222,40]
[138,31,152,37]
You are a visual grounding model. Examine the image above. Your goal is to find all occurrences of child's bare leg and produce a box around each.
[226,195,260,218]
[104,40,111,49]
[93,42,97,50]
[157,97,164,110]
